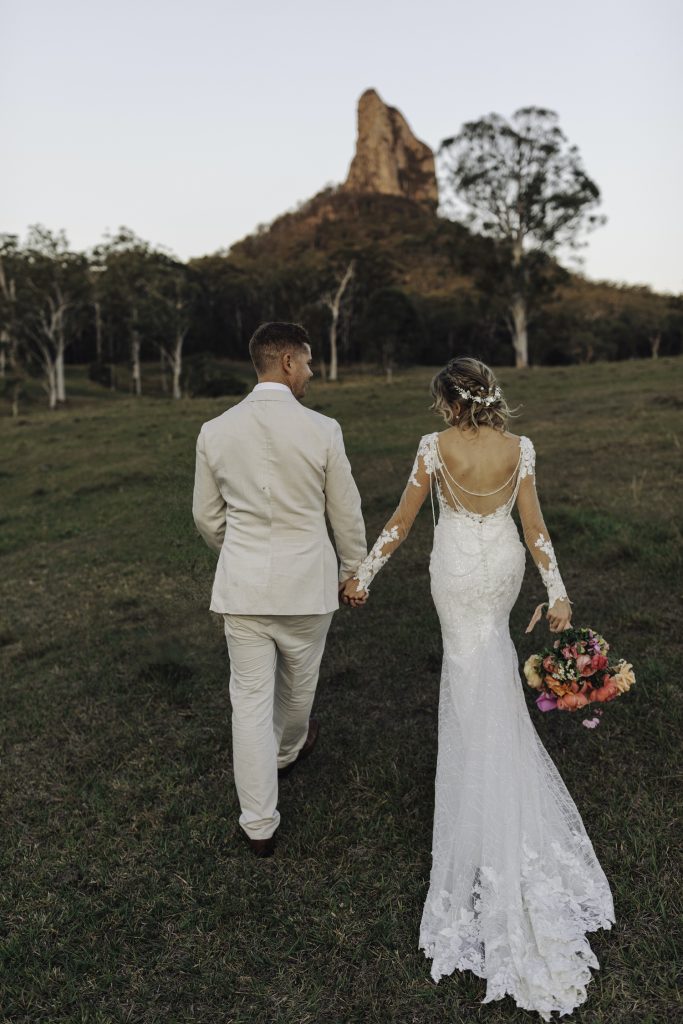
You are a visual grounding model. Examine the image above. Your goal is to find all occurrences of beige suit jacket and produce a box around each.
[192,388,367,615]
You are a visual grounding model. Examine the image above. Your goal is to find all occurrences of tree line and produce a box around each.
[1,108,681,412]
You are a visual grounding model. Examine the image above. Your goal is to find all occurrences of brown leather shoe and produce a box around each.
[242,832,275,858]
[278,718,320,778]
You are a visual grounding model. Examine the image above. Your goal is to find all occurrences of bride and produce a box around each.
[342,357,615,1021]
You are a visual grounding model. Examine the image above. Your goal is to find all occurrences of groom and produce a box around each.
[192,322,367,857]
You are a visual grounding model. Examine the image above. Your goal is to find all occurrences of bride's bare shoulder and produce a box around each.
[503,430,535,448]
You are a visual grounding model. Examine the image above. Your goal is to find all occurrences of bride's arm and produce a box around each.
[343,438,433,601]
[516,446,572,632]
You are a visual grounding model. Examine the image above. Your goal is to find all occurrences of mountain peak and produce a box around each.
[342,88,438,205]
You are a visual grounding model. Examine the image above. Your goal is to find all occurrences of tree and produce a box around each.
[12,227,89,408]
[439,108,605,367]
[90,229,161,395]
[145,256,198,399]
[189,255,261,359]
[362,287,420,381]
[322,261,355,382]
[295,300,332,380]
[0,235,20,382]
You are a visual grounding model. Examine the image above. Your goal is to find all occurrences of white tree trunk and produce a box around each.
[56,343,66,403]
[30,315,62,410]
[131,333,142,396]
[329,318,339,383]
[172,361,181,399]
[510,296,529,368]
[46,358,58,410]
[650,332,661,358]
[326,262,355,383]
[171,331,184,399]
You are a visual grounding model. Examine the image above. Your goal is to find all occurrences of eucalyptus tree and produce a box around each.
[0,235,26,414]
[10,227,89,408]
[322,261,355,382]
[145,254,199,399]
[362,287,420,382]
[188,255,261,358]
[90,229,160,395]
[439,108,604,367]
[0,234,20,380]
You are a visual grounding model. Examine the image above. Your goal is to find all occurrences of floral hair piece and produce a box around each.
[454,384,502,407]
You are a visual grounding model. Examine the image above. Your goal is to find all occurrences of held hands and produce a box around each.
[525,598,572,634]
[340,577,368,608]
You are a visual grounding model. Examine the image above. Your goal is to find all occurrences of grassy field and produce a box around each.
[1,358,681,1024]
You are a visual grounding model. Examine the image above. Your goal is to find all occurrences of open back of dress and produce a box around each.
[432,432,526,520]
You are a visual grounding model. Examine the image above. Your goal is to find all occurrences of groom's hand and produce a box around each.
[340,578,368,607]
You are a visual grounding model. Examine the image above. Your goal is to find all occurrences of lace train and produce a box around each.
[420,839,613,1021]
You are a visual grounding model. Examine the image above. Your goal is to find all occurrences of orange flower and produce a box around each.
[545,675,572,697]
[592,680,620,702]
[558,692,590,711]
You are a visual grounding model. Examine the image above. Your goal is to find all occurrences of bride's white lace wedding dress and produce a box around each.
[353,431,614,1021]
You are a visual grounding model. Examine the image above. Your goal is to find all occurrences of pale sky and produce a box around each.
[2,0,681,293]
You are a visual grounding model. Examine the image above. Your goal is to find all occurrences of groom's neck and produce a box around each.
[257,376,292,389]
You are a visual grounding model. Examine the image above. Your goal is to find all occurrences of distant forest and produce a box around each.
[1,192,681,411]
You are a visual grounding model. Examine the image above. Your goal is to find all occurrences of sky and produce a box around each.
[1,0,681,293]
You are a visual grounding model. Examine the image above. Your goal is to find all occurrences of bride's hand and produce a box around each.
[525,599,572,633]
[547,598,572,633]
[341,577,368,607]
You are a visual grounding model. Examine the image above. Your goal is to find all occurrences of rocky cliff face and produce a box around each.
[342,88,438,205]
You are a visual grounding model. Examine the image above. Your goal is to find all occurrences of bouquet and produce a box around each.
[523,624,635,728]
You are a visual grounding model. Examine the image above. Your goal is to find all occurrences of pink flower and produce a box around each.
[562,645,578,659]
[576,654,596,677]
[543,655,557,673]
[536,693,558,712]
[582,717,601,729]
[591,654,609,672]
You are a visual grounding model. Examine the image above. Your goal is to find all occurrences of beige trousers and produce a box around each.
[224,612,334,840]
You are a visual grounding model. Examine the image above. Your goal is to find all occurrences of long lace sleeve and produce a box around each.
[354,434,436,592]
[516,438,570,608]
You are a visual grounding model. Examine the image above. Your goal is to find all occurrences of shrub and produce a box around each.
[182,354,247,398]
[88,361,114,388]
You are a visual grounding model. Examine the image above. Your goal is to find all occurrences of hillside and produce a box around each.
[193,186,680,368]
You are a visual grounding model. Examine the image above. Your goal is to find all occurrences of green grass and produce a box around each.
[1,358,682,1023]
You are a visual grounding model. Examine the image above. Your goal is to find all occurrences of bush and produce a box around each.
[182,354,247,398]
[88,361,114,388]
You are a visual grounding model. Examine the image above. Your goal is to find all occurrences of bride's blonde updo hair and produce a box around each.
[430,357,515,433]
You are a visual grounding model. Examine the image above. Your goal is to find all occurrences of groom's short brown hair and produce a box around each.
[248,322,310,374]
